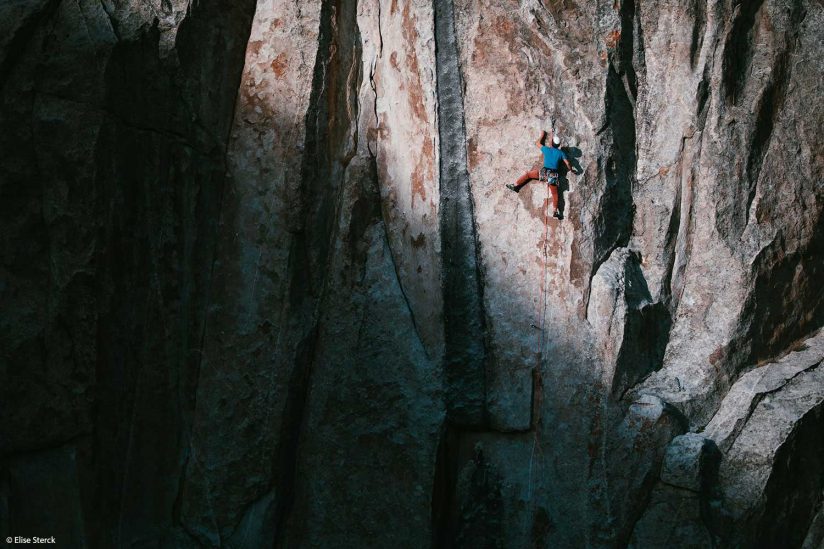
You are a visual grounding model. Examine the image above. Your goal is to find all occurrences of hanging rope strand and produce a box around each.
[528,176,552,504]
[539,180,550,364]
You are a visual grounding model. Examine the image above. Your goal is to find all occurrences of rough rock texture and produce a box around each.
[633,330,824,548]
[588,247,670,397]
[1,0,256,546]
[1,0,822,548]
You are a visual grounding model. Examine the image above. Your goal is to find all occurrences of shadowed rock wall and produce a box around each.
[1,0,822,547]
[0,0,256,545]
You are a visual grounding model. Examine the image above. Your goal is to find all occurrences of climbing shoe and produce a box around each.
[506,184,518,192]
[553,209,562,219]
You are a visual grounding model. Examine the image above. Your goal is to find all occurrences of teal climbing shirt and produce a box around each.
[541,146,567,170]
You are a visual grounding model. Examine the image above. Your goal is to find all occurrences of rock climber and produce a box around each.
[507,129,576,219]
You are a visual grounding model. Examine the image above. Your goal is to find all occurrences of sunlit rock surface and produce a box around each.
[1,0,822,547]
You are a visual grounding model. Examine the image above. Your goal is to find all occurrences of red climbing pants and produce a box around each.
[515,169,559,210]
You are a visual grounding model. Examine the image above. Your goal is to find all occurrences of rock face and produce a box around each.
[1,0,822,548]
[1,0,257,546]
[633,330,824,548]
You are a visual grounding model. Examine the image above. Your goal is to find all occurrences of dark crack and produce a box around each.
[434,0,488,429]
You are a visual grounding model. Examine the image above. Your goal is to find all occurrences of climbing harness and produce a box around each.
[539,167,559,186]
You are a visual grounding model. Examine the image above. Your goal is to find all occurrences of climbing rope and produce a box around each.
[527,177,551,503]
[539,181,550,365]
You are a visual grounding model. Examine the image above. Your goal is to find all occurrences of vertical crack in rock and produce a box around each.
[663,59,712,315]
[271,0,362,543]
[272,325,319,546]
[742,1,803,228]
[586,0,642,312]
[688,0,707,69]
[660,157,684,310]
[432,0,490,543]
[718,0,814,362]
[434,0,487,428]
[696,67,711,131]
[376,204,432,357]
[430,426,508,548]
[660,130,699,315]
[716,0,798,242]
[722,0,767,105]
[430,424,459,549]
[366,60,431,358]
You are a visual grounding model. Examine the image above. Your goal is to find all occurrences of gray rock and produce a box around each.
[661,433,719,493]
[629,431,722,546]
[588,247,670,397]
[629,484,715,549]
[713,364,824,548]
[602,394,687,545]
[632,331,824,548]
[704,329,824,453]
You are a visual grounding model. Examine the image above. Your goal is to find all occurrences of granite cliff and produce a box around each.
[1,0,822,547]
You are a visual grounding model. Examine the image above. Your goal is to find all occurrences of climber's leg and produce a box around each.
[549,184,562,218]
[518,169,540,186]
[548,183,559,209]
[507,169,540,192]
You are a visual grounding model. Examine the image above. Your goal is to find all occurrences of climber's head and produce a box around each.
[552,135,561,148]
